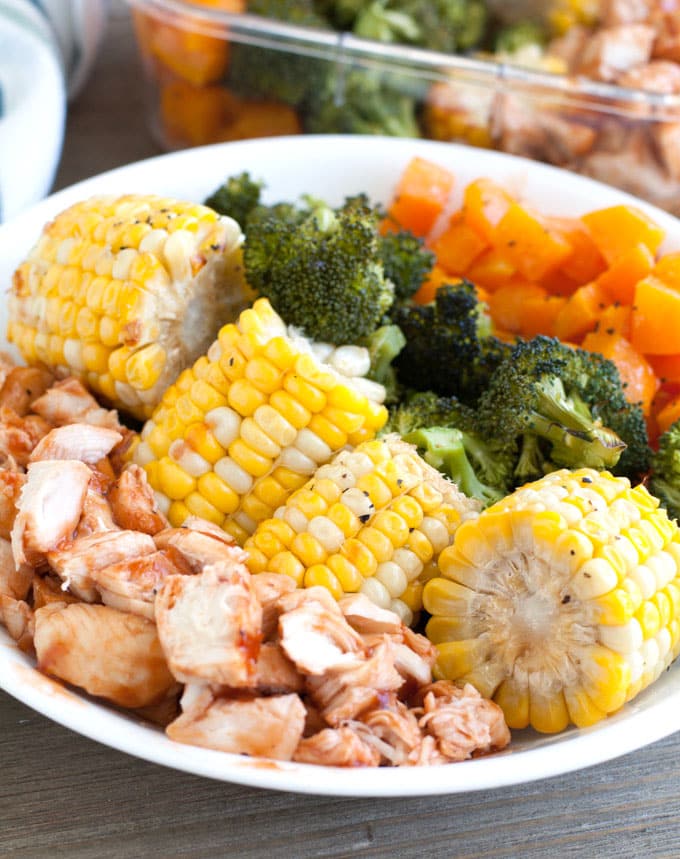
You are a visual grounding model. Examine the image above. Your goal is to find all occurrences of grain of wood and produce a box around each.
[4,3,680,857]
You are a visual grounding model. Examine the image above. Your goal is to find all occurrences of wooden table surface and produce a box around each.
[4,5,680,858]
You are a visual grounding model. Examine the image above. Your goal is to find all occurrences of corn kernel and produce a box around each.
[268,550,305,586]
[126,343,165,390]
[253,476,289,510]
[283,373,326,413]
[185,423,225,464]
[168,500,191,528]
[328,554,363,592]
[197,471,239,515]
[269,390,311,429]
[304,564,343,599]
[158,457,196,500]
[184,491,224,526]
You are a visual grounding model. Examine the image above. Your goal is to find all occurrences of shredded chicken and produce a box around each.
[0,470,25,539]
[33,602,175,708]
[153,521,244,571]
[293,727,381,767]
[250,572,296,640]
[0,367,54,416]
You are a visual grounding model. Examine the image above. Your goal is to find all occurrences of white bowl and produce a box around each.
[0,2,66,221]
[2,136,680,796]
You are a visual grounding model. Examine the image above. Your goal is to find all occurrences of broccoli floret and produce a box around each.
[353,0,487,52]
[392,281,511,404]
[204,172,263,227]
[304,67,421,137]
[243,195,394,344]
[388,390,516,502]
[379,228,435,305]
[477,335,649,477]
[227,0,332,108]
[650,420,680,521]
[363,324,406,403]
[494,21,546,54]
[404,427,504,507]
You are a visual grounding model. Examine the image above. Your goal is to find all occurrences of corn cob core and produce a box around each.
[245,435,481,626]
[134,298,389,543]
[423,468,680,734]
[8,194,249,419]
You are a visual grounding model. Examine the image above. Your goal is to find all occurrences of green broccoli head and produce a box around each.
[227,0,332,107]
[353,0,487,52]
[204,172,263,228]
[304,67,421,137]
[494,21,547,55]
[388,390,516,502]
[477,336,649,478]
[392,281,511,404]
[379,228,435,304]
[650,420,680,521]
[243,195,394,344]
[363,324,406,404]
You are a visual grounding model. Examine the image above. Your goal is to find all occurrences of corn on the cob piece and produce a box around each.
[244,435,481,625]
[134,298,390,543]
[423,468,680,733]
[8,194,249,419]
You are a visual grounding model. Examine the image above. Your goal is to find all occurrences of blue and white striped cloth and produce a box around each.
[0,0,107,221]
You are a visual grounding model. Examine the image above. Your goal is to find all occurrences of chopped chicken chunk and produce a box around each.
[0,536,31,600]
[294,726,381,767]
[356,699,423,766]
[0,470,25,539]
[577,24,656,81]
[31,377,123,430]
[29,424,122,464]
[92,549,190,620]
[0,367,54,416]
[0,595,34,652]
[155,559,262,687]
[278,588,365,675]
[31,573,80,608]
[600,0,652,27]
[108,465,168,535]
[167,691,306,760]
[339,593,403,635]
[253,641,304,694]
[34,602,174,707]
[618,59,680,92]
[0,407,53,468]
[11,459,91,566]
[250,572,296,640]
[76,486,118,536]
[154,521,245,572]
[47,529,156,602]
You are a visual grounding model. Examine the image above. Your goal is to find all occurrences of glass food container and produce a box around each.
[129,0,680,214]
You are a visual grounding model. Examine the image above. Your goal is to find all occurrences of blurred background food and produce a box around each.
[127,0,680,215]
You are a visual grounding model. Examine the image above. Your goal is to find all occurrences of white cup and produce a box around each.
[0,0,108,221]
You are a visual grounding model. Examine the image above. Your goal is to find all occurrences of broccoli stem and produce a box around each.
[530,377,626,469]
[404,427,504,507]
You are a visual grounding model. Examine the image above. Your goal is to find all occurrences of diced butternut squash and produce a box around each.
[581,205,665,266]
[429,213,488,274]
[386,157,455,237]
[553,282,609,343]
[631,275,680,354]
[581,331,659,415]
[596,244,654,305]
[547,216,607,285]
[540,268,580,298]
[655,392,680,436]
[217,99,301,142]
[648,353,680,384]
[488,283,547,335]
[653,251,680,286]
[462,178,513,243]
[413,266,458,305]
[596,303,632,340]
[491,203,573,282]
[465,247,517,292]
